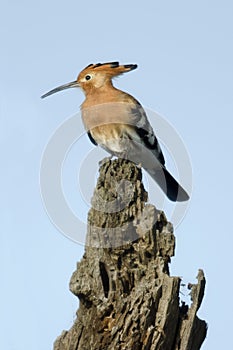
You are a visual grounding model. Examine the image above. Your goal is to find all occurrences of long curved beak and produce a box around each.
[41,80,79,99]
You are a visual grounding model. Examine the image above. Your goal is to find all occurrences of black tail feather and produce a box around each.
[148,166,189,202]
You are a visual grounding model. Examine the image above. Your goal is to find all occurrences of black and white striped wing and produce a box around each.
[130,102,165,166]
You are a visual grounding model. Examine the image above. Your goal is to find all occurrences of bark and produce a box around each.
[54,159,207,350]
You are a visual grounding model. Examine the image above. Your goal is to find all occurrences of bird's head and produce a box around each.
[41,62,137,98]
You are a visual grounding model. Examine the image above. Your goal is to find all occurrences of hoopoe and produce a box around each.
[41,62,189,202]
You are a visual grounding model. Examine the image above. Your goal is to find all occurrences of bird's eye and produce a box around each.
[85,75,92,81]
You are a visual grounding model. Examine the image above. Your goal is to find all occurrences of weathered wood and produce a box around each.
[54,159,207,350]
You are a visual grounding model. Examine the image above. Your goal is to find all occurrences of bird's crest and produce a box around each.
[80,61,138,78]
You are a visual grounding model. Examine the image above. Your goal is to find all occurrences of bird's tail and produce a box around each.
[119,138,189,202]
[147,166,189,202]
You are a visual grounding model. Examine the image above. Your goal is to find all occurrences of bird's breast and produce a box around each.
[90,124,128,153]
[81,102,135,130]
[81,102,137,154]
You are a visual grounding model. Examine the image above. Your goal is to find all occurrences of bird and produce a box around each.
[41,61,189,202]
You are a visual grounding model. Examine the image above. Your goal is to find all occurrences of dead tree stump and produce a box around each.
[53,159,207,350]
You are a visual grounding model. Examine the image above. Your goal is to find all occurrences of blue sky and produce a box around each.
[1,1,233,349]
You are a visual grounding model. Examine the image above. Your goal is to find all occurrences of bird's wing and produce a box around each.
[87,131,98,145]
[126,101,165,166]
[123,101,189,201]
